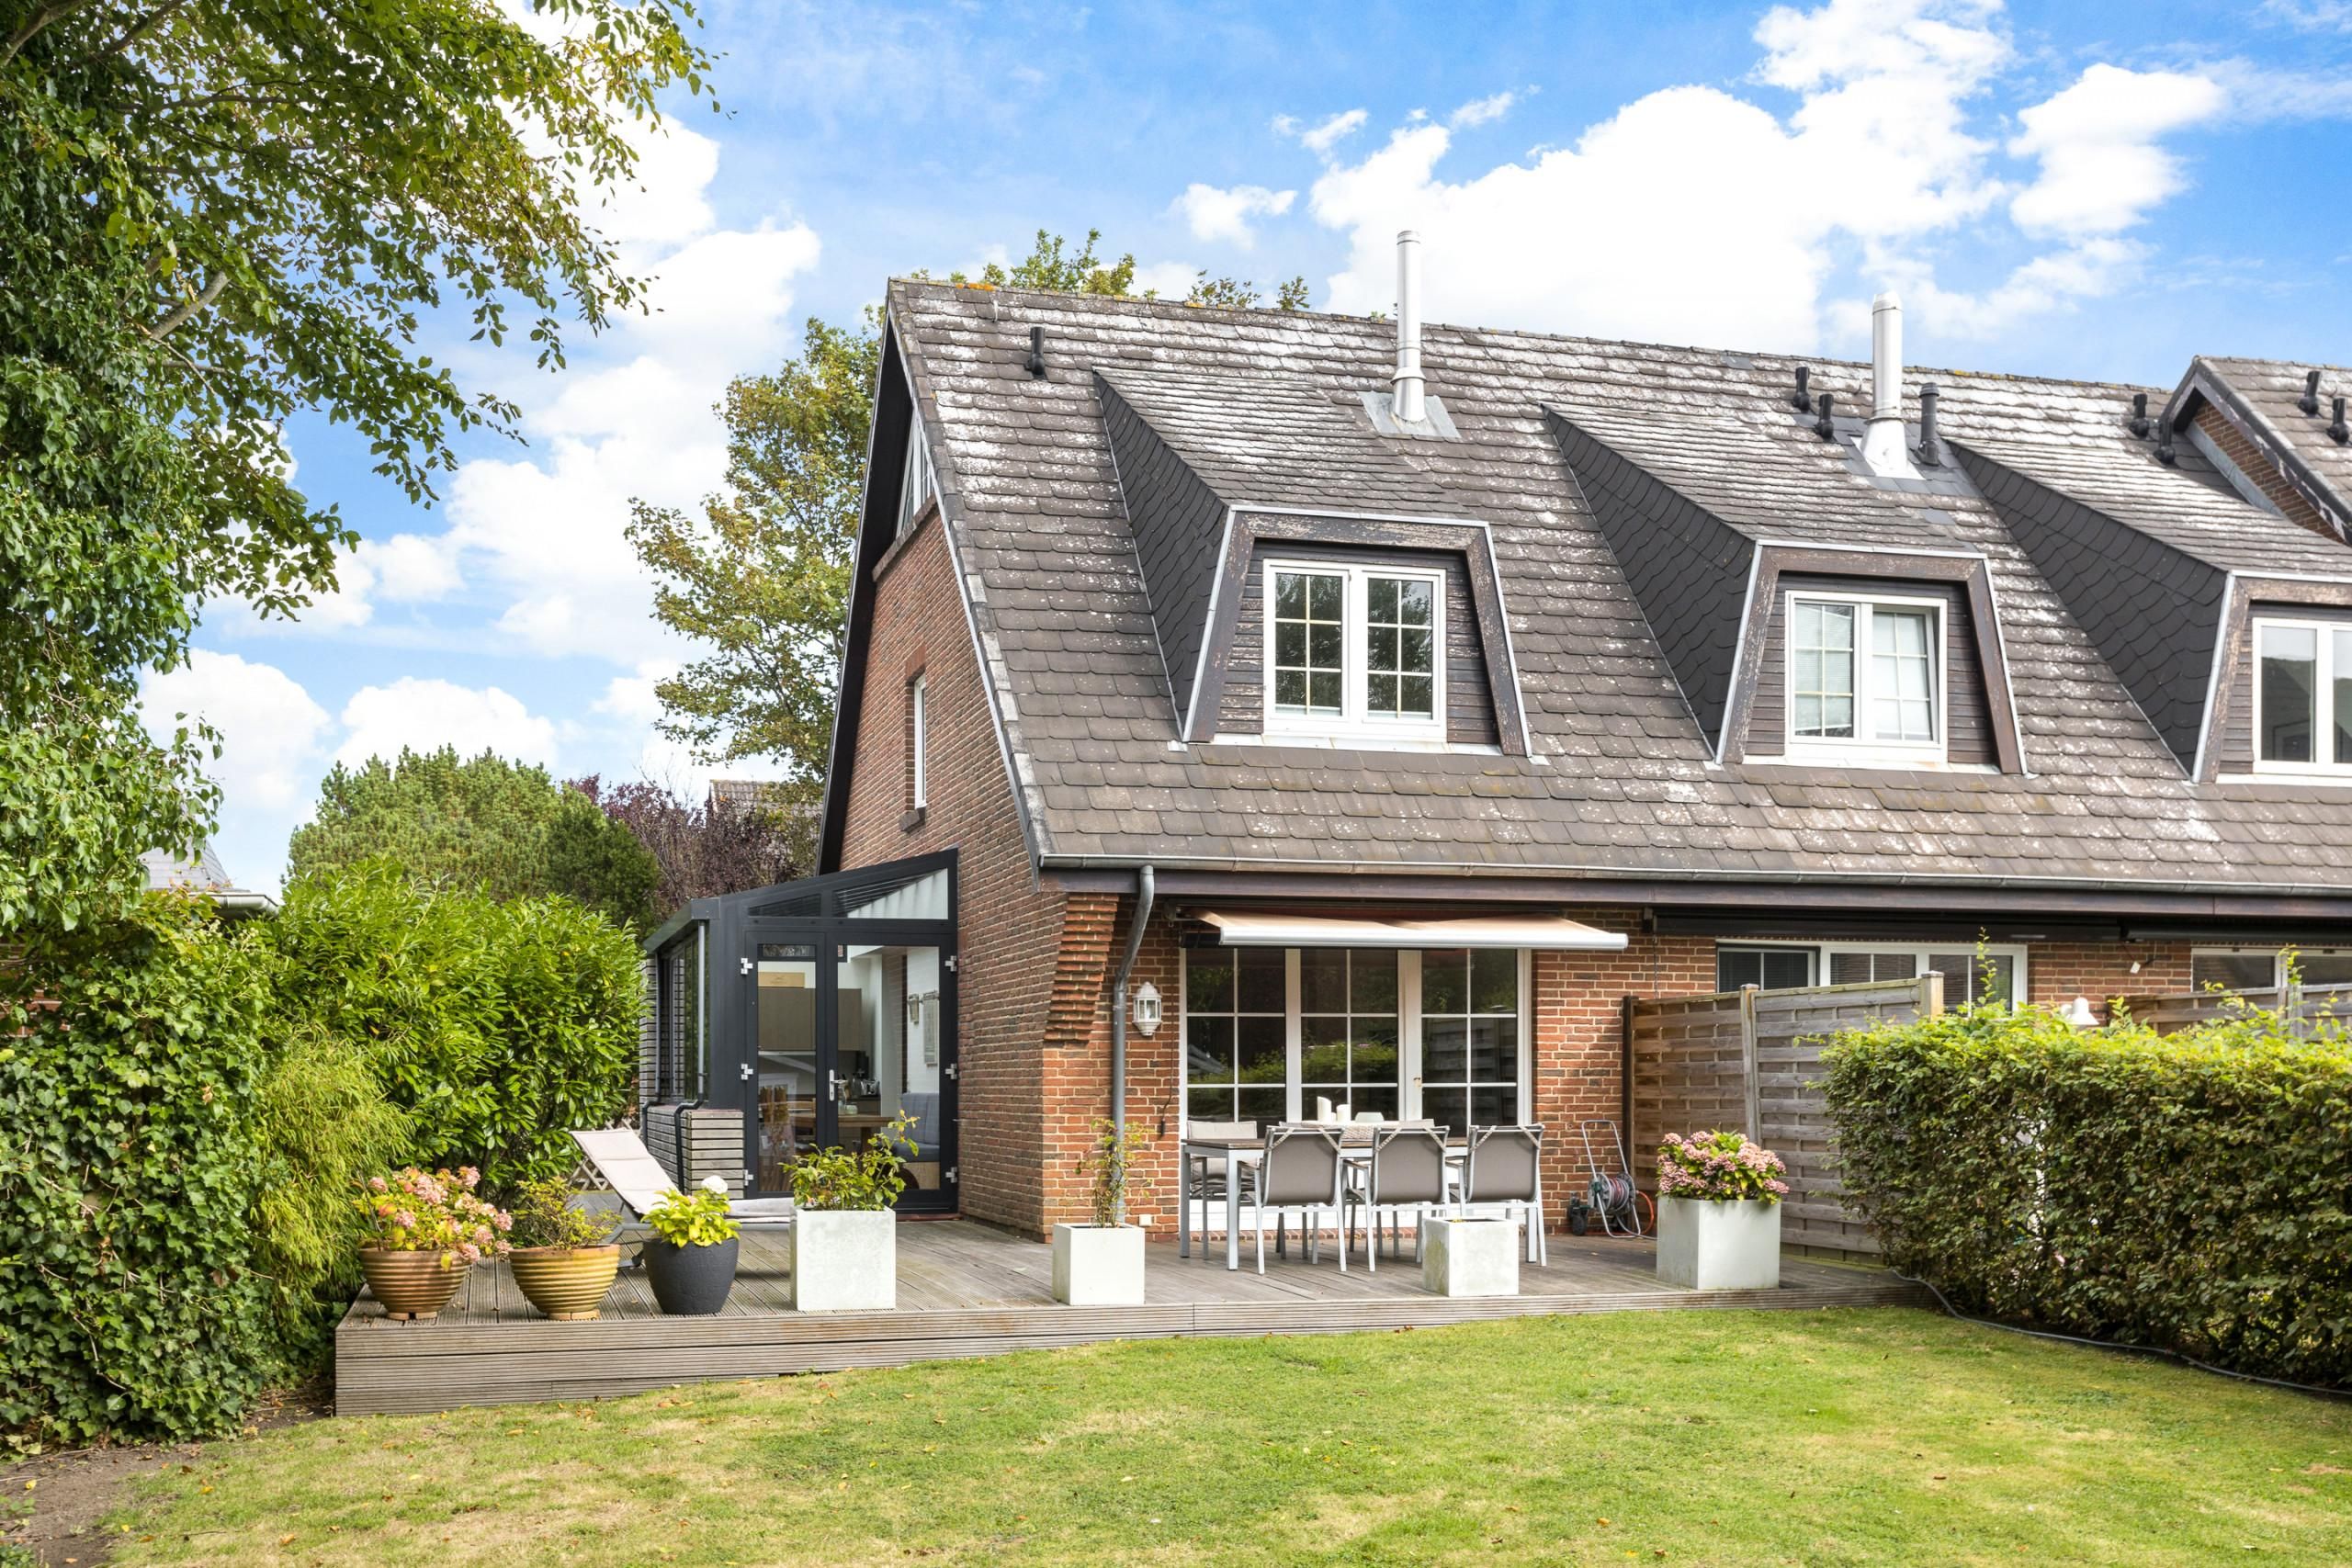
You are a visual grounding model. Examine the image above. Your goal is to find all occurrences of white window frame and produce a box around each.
[1783,590,1947,766]
[2191,947,2352,991]
[1262,558,1448,745]
[895,411,936,539]
[1176,947,1531,1134]
[1721,940,2029,1006]
[909,672,928,810]
[2250,616,2352,777]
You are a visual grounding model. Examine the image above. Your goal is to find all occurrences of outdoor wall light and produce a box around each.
[1132,982,1162,1036]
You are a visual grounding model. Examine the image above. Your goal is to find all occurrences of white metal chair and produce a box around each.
[1238,1124,1347,1273]
[1344,1126,1450,1270]
[1461,1123,1546,1264]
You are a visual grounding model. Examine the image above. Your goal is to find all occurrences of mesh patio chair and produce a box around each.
[1237,1124,1347,1274]
[1462,1123,1547,1264]
[1343,1125,1450,1270]
[1182,1120,1258,1256]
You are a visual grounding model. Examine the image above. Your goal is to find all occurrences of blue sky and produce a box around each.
[142,0,2352,889]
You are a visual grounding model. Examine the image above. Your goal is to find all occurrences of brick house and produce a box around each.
[643,244,2352,1239]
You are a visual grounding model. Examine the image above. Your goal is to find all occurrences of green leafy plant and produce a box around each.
[786,1116,917,1212]
[353,1168,513,1269]
[645,1178,741,1247]
[1656,1130,1790,1204]
[506,1179,622,1252]
[1824,996,2352,1388]
[1078,1118,1151,1227]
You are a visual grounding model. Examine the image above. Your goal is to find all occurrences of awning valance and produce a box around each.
[1199,911,1627,951]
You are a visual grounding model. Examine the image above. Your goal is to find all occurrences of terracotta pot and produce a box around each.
[509,1245,621,1321]
[642,1235,739,1315]
[358,1247,468,1321]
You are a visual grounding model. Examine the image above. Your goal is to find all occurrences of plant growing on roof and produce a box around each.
[1078,1118,1151,1227]
[644,1178,743,1248]
[1656,1131,1791,1205]
[787,1115,918,1211]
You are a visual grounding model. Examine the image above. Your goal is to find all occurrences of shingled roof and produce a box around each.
[864,278,2352,900]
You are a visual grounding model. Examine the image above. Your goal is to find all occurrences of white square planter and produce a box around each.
[790,1209,897,1311]
[1051,1224,1146,1305]
[1656,1196,1782,1291]
[1421,1215,1519,1298]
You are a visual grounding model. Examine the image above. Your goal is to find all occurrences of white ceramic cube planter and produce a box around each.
[1655,1196,1782,1291]
[1421,1215,1519,1298]
[1051,1224,1146,1305]
[791,1209,897,1311]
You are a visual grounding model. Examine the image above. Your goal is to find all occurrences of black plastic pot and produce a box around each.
[641,1235,740,1315]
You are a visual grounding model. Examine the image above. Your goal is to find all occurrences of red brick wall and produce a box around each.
[2194,405,2339,542]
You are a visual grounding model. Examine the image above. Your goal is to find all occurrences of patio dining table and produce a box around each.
[1178,1130,1469,1270]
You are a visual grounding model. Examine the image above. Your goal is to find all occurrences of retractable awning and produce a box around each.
[1199,911,1628,951]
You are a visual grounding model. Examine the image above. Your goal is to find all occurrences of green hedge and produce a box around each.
[1824,1003,2352,1388]
[0,898,276,1444]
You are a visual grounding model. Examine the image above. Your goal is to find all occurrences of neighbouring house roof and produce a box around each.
[835,278,2352,903]
[140,843,277,916]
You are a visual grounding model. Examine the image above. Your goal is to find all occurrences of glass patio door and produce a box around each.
[745,924,956,1213]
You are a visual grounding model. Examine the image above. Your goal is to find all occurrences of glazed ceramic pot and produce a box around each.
[508,1244,622,1321]
[642,1235,739,1315]
[358,1247,468,1321]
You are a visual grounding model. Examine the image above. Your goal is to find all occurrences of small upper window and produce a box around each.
[896,411,937,540]
[908,672,928,811]
[1717,945,1815,991]
[1787,592,1941,760]
[2193,948,2352,992]
[2254,617,2352,773]
[1265,560,1444,742]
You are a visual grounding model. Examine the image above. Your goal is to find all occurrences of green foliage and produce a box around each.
[1824,1001,2352,1387]
[787,1117,916,1212]
[288,747,660,931]
[631,227,1313,775]
[0,0,711,937]
[506,1179,622,1252]
[0,896,275,1447]
[645,1181,741,1247]
[250,1029,411,1359]
[1078,1117,1150,1227]
[261,861,642,1189]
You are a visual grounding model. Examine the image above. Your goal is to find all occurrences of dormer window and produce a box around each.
[2254,616,2352,773]
[896,410,937,539]
[1786,591,1943,761]
[1265,559,1445,742]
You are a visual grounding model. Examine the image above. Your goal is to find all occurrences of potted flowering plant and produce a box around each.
[353,1167,512,1320]
[786,1115,914,1311]
[1053,1118,1148,1305]
[1654,1130,1791,1291]
[642,1176,742,1315]
[504,1178,624,1321]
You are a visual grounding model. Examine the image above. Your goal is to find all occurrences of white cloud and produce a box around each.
[1132,259,1204,299]
[1448,91,1518,129]
[2007,64,2227,236]
[1170,182,1295,246]
[1298,0,2235,347]
[1276,108,1368,156]
[141,650,332,812]
[595,661,675,724]
[357,533,463,603]
[334,678,560,770]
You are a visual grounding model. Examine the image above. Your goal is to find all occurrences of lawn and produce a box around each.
[104,1307,2349,1567]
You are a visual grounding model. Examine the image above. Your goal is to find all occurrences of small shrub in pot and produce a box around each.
[503,1179,623,1321]
[1054,1118,1149,1305]
[352,1167,512,1320]
[786,1117,913,1311]
[1653,1131,1788,1292]
[641,1178,742,1315]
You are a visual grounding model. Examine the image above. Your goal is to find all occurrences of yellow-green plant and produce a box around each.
[1078,1118,1151,1227]
[787,1116,917,1211]
[645,1179,741,1247]
[505,1179,622,1251]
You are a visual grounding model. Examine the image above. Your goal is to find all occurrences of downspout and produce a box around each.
[1108,864,1156,1133]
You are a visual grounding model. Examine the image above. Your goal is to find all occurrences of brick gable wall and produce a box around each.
[2194,404,2338,541]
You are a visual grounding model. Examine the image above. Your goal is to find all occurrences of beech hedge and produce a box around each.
[1823,1003,2352,1388]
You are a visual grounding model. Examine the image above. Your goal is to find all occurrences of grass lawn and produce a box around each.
[103,1307,2348,1567]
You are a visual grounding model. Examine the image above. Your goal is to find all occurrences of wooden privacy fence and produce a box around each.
[1625,975,1944,1258]
[2112,982,2352,1036]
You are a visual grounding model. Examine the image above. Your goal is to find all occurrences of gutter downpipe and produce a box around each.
[1108,864,1156,1133]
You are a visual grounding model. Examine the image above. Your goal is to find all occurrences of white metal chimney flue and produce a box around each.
[1861,289,1917,478]
[1393,229,1425,424]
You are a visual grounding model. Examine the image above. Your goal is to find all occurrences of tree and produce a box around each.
[628,228,1307,775]
[572,775,806,912]
[288,747,661,931]
[0,0,714,940]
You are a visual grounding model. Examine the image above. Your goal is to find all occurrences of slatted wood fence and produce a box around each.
[1627,975,1943,1259]
[2112,982,2352,1036]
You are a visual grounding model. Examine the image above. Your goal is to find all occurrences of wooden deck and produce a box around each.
[336,1221,1924,1416]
